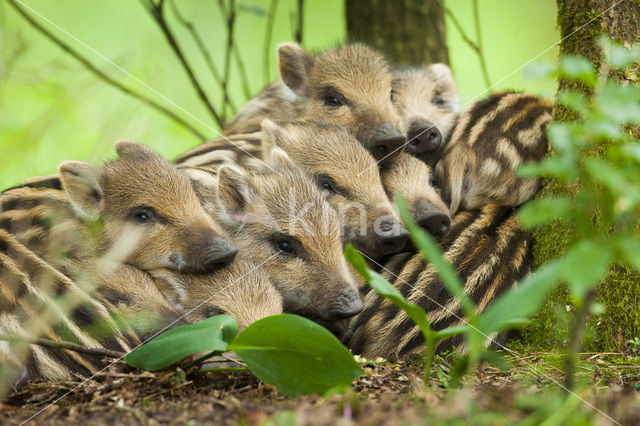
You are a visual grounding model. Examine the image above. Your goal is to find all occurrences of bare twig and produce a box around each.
[0,334,125,359]
[263,0,279,84]
[233,40,252,100]
[472,0,492,90]
[141,0,225,127]
[295,0,304,45]
[221,0,236,120]
[168,0,236,112]
[436,0,492,90]
[5,0,207,140]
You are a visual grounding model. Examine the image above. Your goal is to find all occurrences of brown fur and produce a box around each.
[380,152,451,238]
[0,229,281,383]
[181,146,361,336]
[434,92,553,214]
[224,43,406,162]
[1,141,237,276]
[177,120,409,261]
[392,65,459,163]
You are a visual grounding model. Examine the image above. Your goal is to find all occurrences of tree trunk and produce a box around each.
[521,0,640,353]
[346,0,449,66]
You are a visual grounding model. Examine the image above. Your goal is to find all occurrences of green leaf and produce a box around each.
[559,55,597,86]
[124,315,238,371]
[478,262,562,334]
[585,158,640,212]
[614,234,640,273]
[558,240,613,301]
[396,196,476,319]
[597,81,640,124]
[229,314,363,396]
[524,62,556,79]
[434,325,471,341]
[345,245,432,335]
[598,36,640,69]
[558,90,589,117]
[517,196,572,228]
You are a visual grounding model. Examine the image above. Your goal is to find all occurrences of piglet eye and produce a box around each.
[390,89,397,103]
[317,175,338,194]
[276,240,293,254]
[433,94,445,106]
[324,95,342,107]
[430,178,440,188]
[131,207,156,224]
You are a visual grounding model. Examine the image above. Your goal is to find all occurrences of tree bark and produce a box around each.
[346,0,449,66]
[523,0,640,352]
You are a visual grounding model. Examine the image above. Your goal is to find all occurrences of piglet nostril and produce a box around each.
[201,238,238,271]
[418,212,451,237]
[329,287,364,319]
[406,121,442,154]
[370,122,406,162]
[375,228,409,257]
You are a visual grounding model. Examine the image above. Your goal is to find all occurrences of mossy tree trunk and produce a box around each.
[521,0,640,352]
[346,0,449,66]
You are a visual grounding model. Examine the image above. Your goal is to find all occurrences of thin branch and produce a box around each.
[435,0,492,90]
[295,0,303,45]
[141,0,225,127]
[5,0,207,140]
[263,0,279,84]
[233,40,252,100]
[0,334,125,359]
[168,0,236,112]
[472,0,492,90]
[220,0,236,121]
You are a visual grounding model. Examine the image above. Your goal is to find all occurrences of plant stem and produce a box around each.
[564,289,597,391]
[0,334,125,359]
[141,0,225,127]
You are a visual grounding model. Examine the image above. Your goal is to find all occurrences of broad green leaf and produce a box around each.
[558,90,589,117]
[517,155,578,181]
[517,196,572,228]
[585,158,640,212]
[524,62,556,79]
[434,325,471,341]
[396,196,476,319]
[229,314,363,396]
[558,240,613,301]
[614,234,640,272]
[345,245,431,334]
[598,36,640,69]
[559,55,597,86]
[597,81,640,124]
[478,262,562,334]
[620,143,640,164]
[124,315,238,371]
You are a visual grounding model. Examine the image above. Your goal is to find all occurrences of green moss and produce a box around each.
[514,0,640,354]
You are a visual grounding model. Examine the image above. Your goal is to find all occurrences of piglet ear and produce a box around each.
[267,147,297,170]
[278,42,313,97]
[58,161,103,218]
[216,165,253,225]
[114,140,155,160]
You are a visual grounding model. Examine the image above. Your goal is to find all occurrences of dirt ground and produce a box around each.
[1,353,639,425]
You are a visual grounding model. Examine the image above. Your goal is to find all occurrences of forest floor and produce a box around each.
[1,351,640,425]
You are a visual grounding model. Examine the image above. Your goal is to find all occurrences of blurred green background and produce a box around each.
[0,0,558,188]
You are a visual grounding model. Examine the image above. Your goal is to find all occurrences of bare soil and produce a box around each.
[1,354,639,425]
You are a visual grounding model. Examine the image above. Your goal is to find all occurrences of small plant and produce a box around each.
[345,196,558,387]
[628,337,640,355]
[125,314,363,396]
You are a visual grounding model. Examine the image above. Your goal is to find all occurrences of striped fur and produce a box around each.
[433,91,552,214]
[346,92,551,360]
[346,204,531,360]
[0,144,282,384]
